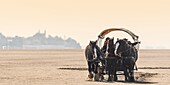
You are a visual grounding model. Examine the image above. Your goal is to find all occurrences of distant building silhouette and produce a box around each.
[0,31,81,49]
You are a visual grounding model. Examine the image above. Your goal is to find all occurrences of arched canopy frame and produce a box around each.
[98,28,139,41]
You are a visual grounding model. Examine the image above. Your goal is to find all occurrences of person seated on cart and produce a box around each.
[101,37,110,56]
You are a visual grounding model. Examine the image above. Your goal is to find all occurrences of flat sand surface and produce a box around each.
[0,49,169,85]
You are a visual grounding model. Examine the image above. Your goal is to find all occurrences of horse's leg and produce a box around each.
[127,58,135,82]
[107,66,111,81]
[124,66,130,81]
[113,59,118,81]
[109,59,116,82]
[123,59,129,81]
[105,58,108,74]
[94,62,97,74]
[123,59,128,81]
[114,69,118,81]
[107,59,113,82]
[88,62,91,73]
[94,62,100,81]
[130,70,135,82]
[113,68,118,81]
[101,59,106,74]
[129,63,135,82]
[99,66,104,81]
[108,70,113,82]
[88,62,93,79]
[108,71,111,81]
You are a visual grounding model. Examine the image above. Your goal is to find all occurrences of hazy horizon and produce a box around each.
[0,0,170,49]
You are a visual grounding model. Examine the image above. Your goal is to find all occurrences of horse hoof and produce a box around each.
[88,73,93,79]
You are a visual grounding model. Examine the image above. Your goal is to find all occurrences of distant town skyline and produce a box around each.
[0,30,81,49]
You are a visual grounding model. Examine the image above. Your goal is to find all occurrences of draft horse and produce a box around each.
[105,38,121,81]
[114,39,139,82]
[85,40,105,81]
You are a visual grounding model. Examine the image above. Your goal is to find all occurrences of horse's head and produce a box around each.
[89,40,104,59]
[89,40,97,49]
[108,38,114,48]
[114,39,129,56]
[107,38,115,54]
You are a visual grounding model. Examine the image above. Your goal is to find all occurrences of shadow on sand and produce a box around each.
[117,80,158,84]
[86,80,158,84]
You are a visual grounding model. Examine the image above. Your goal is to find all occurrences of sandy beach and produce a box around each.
[0,49,169,85]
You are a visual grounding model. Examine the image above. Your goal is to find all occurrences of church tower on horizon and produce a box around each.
[44,30,46,37]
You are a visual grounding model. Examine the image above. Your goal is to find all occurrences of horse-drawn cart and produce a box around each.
[85,28,140,82]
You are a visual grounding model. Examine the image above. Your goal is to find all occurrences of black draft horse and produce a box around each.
[114,39,139,82]
[106,38,120,81]
[85,40,105,81]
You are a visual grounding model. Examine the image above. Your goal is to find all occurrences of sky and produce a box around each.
[0,0,170,49]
